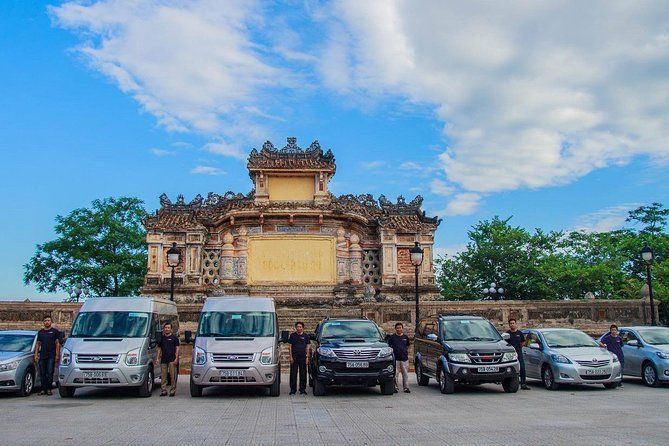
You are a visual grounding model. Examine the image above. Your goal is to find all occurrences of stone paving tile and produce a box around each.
[0,375,668,445]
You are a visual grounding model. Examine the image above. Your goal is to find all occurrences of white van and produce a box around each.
[58,296,178,398]
[190,296,283,397]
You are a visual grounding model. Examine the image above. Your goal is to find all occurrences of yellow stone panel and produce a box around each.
[247,235,336,284]
[268,176,314,201]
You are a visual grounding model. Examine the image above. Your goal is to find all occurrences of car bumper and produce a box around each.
[552,362,622,384]
[59,364,149,387]
[0,369,20,391]
[314,359,395,385]
[652,358,669,382]
[190,363,279,386]
[447,362,520,383]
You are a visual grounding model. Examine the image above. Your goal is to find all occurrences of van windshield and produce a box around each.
[70,312,150,338]
[198,312,275,337]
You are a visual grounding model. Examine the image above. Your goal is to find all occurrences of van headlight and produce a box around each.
[377,347,393,358]
[502,351,518,362]
[60,348,71,366]
[194,347,207,365]
[551,354,571,364]
[318,347,337,358]
[260,347,273,365]
[448,353,471,363]
[125,348,140,366]
[0,361,19,371]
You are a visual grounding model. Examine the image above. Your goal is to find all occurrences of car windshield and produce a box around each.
[543,330,598,348]
[70,312,150,338]
[440,319,501,341]
[198,312,275,337]
[0,334,34,352]
[320,321,382,340]
[637,328,669,345]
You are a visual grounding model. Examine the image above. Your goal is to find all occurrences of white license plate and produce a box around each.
[220,369,245,377]
[346,361,369,368]
[584,368,608,375]
[477,366,499,373]
[83,371,108,379]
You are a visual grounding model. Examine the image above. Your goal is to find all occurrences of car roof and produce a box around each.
[531,328,584,333]
[202,296,275,312]
[437,315,486,320]
[0,330,37,336]
[622,326,668,331]
[322,318,372,323]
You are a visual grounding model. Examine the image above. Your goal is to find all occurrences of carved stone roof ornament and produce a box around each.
[247,137,336,174]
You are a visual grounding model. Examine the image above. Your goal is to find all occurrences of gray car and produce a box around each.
[616,326,669,387]
[522,328,622,390]
[0,330,39,396]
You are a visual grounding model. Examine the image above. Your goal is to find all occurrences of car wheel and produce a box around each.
[313,379,326,396]
[380,380,394,395]
[415,361,429,386]
[268,373,281,397]
[439,368,455,394]
[502,375,519,393]
[642,362,660,387]
[18,370,34,397]
[58,385,76,398]
[542,366,559,390]
[190,378,203,397]
[137,369,154,398]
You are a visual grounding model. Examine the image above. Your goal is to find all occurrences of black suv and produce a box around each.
[309,318,395,396]
[414,315,520,394]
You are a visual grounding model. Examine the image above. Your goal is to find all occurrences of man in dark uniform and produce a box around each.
[386,322,410,393]
[288,321,310,395]
[157,322,180,396]
[600,324,624,387]
[507,318,530,390]
[34,315,61,395]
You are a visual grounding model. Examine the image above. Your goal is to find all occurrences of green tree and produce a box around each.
[24,197,148,297]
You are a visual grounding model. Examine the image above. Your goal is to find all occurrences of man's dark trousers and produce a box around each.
[39,357,55,391]
[518,355,526,385]
[290,356,307,393]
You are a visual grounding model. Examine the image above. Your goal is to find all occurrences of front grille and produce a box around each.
[332,349,380,360]
[579,373,611,380]
[212,353,254,362]
[77,354,119,364]
[469,353,503,364]
[73,378,121,384]
[575,359,610,368]
[209,376,257,383]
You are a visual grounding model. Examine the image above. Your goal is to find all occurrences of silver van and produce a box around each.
[190,296,282,397]
[58,296,178,398]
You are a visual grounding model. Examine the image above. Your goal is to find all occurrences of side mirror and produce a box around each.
[280,330,290,343]
[502,332,510,341]
[626,339,639,347]
[529,342,541,350]
[184,330,193,344]
[426,333,438,341]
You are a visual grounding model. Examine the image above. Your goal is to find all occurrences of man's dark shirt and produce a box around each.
[288,332,309,358]
[601,333,624,363]
[506,330,525,356]
[159,334,180,364]
[387,333,410,361]
[37,328,61,359]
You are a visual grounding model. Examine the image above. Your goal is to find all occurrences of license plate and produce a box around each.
[220,369,245,377]
[477,366,499,373]
[83,371,108,379]
[584,368,609,375]
[346,361,369,368]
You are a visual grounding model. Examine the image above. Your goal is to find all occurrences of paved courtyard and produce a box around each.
[0,375,667,446]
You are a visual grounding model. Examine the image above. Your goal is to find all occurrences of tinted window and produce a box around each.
[440,319,501,342]
[542,330,598,348]
[320,321,383,340]
[637,328,669,345]
[198,312,274,337]
[0,334,34,352]
[70,312,150,338]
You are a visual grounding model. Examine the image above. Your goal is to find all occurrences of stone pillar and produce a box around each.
[336,227,349,284]
[380,229,397,286]
[254,171,269,205]
[234,225,249,284]
[349,233,363,285]
[220,231,235,283]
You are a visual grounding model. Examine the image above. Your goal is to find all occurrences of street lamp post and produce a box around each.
[69,282,89,302]
[483,282,505,301]
[641,245,656,326]
[167,242,181,302]
[410,242,424,333]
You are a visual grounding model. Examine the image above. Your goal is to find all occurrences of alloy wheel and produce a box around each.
[25,373,33,394]
[643,364,657,386]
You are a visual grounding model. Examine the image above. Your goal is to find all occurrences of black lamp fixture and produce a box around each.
[641,245,656,326]
[166,242,181,302]
[410,241,424,332]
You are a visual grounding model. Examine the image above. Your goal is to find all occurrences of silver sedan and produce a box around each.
[0,330,40,397]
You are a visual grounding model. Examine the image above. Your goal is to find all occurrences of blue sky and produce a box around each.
[1,1,668,301]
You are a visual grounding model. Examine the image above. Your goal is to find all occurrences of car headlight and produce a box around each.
[260,347,274,365]
[194,347,207,365]
[0,361,19,371]
[378,347,393,358]
[125,348,140,366]
[448,353,471,363]
[318,347,337,358]
[60,348,71,366]
[502,351,518,362]
[656,351,669,360]
[551,354,571,364]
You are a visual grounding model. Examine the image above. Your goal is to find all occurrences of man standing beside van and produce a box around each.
[157,322,180,397]
[507,318,530,390]
[34,315,61,395]
[288,321,310,395]
[386,322,410,393]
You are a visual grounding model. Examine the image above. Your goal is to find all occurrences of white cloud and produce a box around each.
[573,203,642,233]
[399,161,423,171]
[191,165,226,176]
[319,1,669,193]
[203,142,246,160]
[149,148,175,157]
[430,179,454,196]
[434,244,467,259]
[434,193,482,217]
[360,160,386,170]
